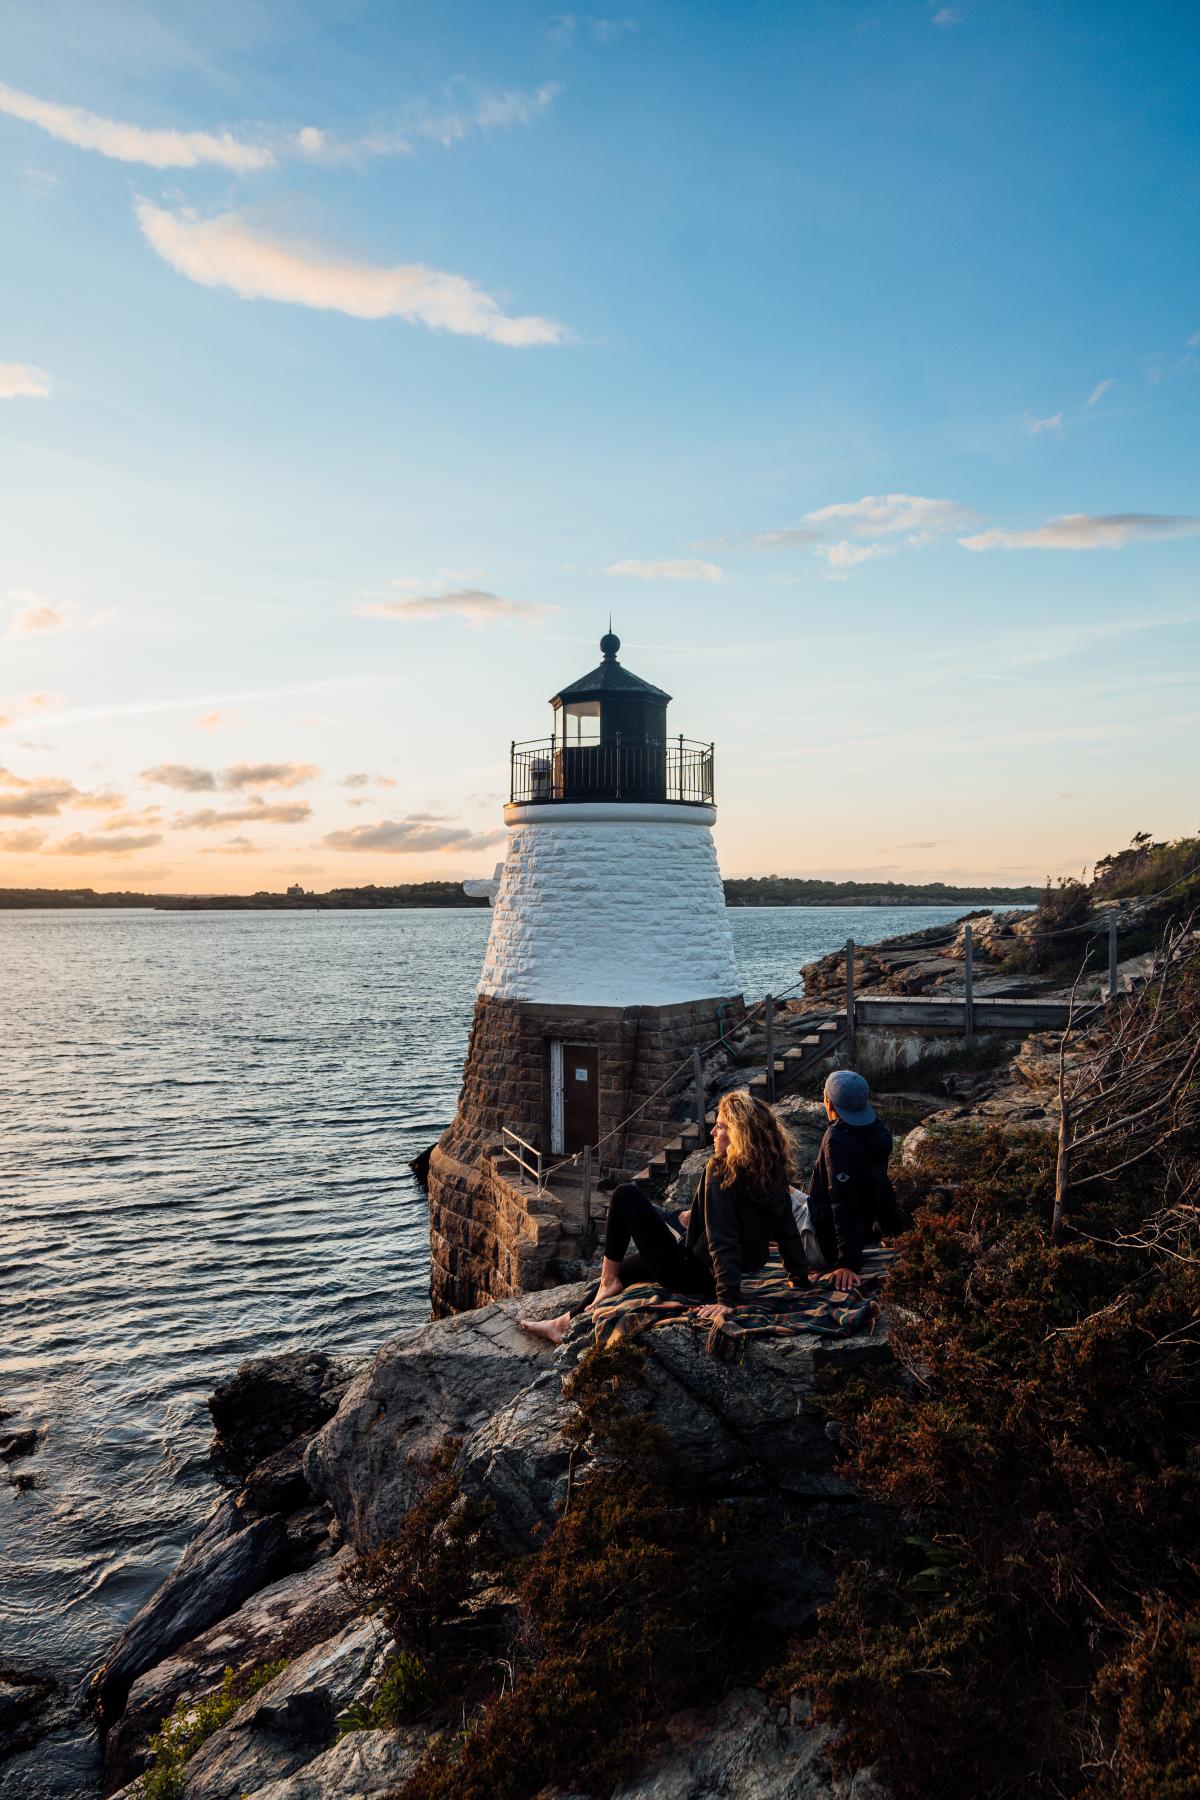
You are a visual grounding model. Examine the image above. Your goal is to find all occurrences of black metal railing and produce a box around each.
[510,736,715,806]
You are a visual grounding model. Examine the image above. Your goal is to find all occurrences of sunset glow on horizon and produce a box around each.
[2,1,1197,895]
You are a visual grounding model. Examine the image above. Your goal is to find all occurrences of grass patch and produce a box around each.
[141,1659,287,1800]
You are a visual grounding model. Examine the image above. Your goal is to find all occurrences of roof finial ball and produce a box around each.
[599,627,621,660]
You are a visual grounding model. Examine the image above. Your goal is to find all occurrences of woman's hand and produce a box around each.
[826,1266,862,1291]
[696,1301,733,1325]
[677,1208,691,1228]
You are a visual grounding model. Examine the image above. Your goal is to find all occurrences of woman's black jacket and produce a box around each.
[685,1162,809,1305]
[806,1119,900,1272]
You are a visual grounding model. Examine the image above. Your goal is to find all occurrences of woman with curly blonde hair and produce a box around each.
[521,1089,809,1345]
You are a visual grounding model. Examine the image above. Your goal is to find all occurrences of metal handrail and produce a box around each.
[509,736,715,806]
[501,1126,542,1188]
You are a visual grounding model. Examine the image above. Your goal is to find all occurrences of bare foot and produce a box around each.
[518,1311,570,1346]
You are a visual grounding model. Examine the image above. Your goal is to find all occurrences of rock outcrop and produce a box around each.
[209,1352,359,1485]
[96,1264,894,1797]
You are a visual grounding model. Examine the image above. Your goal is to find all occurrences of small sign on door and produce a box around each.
[574,1067,589,1082]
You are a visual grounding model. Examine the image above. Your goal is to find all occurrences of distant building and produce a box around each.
[287,883,306,898]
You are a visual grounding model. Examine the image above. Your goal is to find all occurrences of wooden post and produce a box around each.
[692,1045,705,1134]
[765,993,776,1101]
[582,1142,592,1233]
[1108,914,1119,1001]
[964,924,975,1048]
[845,938,857,1064]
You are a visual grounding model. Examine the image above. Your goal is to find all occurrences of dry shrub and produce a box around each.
[780,941,1200,1799]
[395,1340,769,1800]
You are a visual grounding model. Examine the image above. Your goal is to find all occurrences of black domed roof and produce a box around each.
[551,633,671,706]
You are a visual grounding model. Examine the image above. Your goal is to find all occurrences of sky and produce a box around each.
[0,0,1197,893]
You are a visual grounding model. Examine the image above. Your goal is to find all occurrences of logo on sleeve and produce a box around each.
[836,1172,850,1183]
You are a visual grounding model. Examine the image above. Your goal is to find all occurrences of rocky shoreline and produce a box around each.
[9,868,1180,1800]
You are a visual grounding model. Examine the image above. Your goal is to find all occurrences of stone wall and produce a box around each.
[428,990,744,1316]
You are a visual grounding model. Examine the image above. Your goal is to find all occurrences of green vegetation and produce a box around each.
[999,833,1200,979]
[141,1659,287,1799]
[723,875,1040,906]
[336,1649,433,1734]
[778,938,1200,1798]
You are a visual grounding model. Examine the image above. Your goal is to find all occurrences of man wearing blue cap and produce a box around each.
[804,1069,903,1290]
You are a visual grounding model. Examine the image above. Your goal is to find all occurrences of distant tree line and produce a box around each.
[0,876,1043,912]
[721,876,1041,906]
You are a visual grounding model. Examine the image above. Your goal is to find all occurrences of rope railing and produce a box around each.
[512,873,1200,1198]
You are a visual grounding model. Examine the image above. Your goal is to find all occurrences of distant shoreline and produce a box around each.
[0,878,1041,912]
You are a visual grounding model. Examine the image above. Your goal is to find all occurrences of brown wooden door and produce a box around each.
[563,1045,599,1153]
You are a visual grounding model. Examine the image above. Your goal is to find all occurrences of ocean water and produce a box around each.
[0,902,972,1795]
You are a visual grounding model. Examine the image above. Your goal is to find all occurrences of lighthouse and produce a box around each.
[427,631,743,1316]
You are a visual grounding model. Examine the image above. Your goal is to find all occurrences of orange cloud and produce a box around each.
[50,831,163,855]
[175,798,312,829]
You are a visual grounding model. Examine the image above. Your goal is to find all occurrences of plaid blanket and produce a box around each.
[591,1244,890,1352]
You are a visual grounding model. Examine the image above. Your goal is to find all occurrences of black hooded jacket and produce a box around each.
[806,1118,901,1273]
[685,1163,809,1305]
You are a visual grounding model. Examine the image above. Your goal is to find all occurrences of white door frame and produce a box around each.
[548,1039,565,1155]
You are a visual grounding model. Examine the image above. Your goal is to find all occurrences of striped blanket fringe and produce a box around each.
[591,1244,890,1355]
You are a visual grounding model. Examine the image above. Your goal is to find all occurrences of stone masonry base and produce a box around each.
[428,991,744,1316]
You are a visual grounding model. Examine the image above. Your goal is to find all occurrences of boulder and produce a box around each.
[107,1619,387,1800]
[305,1281,592,1551]
[248,1725,425,1797]
[607,1687,886,1799]
[180,1618,386,1800]
[457,1314,891,1555]
[90,1497,288,1728]
[210,1352,359,1485]
[0,1664,59,1761]
[102,1551,357,1791]
[0,1427,38,1463]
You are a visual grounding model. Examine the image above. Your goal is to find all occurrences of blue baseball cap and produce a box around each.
[824,1069,876,1127]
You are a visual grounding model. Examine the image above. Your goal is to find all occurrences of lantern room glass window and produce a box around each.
[560,701,601,746]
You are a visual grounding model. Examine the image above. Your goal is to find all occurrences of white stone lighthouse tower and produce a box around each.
[427,632,743,1316]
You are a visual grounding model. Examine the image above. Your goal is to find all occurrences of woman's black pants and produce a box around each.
[603,1183,715,1297]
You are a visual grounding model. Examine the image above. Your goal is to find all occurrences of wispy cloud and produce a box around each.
[0,81,274,172]
[823,540,899,570]
[222,761,319,790]
[1024,410,1063,434]
[195,708,233,732]
[0,691,64,731]
[549,15,639,46]
[0,362,51,399]
[931,6,963,25]
[756,494,975,574]
[607,558,722,583]
[6,599,69,637]
[960,513,1200,552]
[175,798,312,829]
[323,817,507,853]
[199,835,259,854]
[135,203,570,346]
[804,495,974,538]
[50,830,163,855]
[356,588,552,626]
[295,82,560,161]
[0,828,45,851]
[1087,378,1114,407]
[0,768,77,817]
[342,772,399,789]
[141,760,318,792]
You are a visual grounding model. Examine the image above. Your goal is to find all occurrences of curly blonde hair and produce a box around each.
[710,1089,791,1196]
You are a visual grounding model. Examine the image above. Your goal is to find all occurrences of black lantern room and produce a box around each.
[510,632,714,806]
